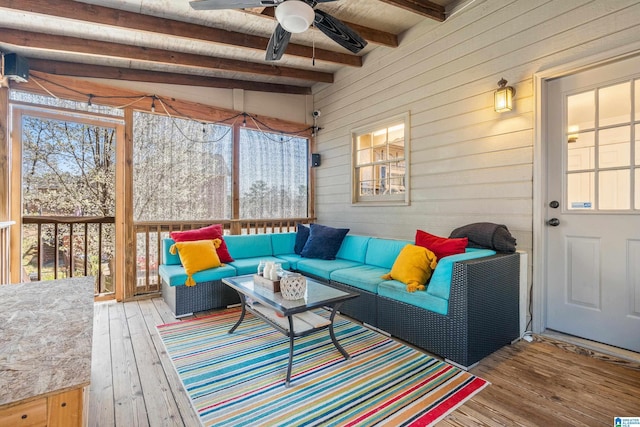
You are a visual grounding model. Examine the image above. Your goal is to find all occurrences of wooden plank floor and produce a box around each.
[89,299,640,427]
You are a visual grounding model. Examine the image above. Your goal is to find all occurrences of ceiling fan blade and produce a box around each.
[313,9,367,54]
[190,0,281,11]
[265,24,292,61]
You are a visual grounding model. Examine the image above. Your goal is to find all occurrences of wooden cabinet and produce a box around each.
[0,278,93,427]
[0,398,47,427]
[0,388,85,427]
[48,388,85,427]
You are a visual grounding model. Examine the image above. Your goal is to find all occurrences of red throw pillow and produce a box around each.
[170,224,234,263]
[415,229,467,260]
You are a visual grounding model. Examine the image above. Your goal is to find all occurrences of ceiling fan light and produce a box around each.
[275,0,315,33]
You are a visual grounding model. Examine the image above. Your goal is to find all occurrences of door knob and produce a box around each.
[547,218,560,226]
[549,200,559,208]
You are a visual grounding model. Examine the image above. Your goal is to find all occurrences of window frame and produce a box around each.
[350,112,410,206]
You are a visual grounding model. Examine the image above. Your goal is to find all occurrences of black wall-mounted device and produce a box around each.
[2,53,29,83]
[311,153,321,167]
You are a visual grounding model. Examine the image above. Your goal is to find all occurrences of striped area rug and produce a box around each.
[157,308,488,426]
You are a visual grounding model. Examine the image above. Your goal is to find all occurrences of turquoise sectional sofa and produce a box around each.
[159,232,520,368]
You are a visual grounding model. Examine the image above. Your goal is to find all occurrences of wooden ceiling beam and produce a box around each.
[255,8,399,47]
[14,71,313,136]
[376,0,446,21]
[0,27,334,83]
[0,0,361,67]
[27,59,312,95]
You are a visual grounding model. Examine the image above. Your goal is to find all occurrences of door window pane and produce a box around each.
[566,79,639,212]
[567,172,594,210]
[567,131,595,171]
[598,126,630,168]
[599,82,630,126]
[568,91,595,131]
[599,170,630,210]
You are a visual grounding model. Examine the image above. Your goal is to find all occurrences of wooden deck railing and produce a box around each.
[18,216,314,297]
[0,221,15,285]
[132,218,315,295]
[21,216,115,294]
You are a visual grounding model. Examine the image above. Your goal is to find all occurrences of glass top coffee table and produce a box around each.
[222,274,358,387]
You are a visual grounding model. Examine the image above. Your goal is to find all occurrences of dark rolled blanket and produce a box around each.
[449,222,516,253]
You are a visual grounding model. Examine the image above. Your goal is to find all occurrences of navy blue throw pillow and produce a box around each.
[294,223,310,255]
[300,224,350,260]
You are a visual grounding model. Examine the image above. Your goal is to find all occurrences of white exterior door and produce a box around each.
[545,55,640,352]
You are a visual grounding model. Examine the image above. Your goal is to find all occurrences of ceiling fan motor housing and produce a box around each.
[275,0,315,33]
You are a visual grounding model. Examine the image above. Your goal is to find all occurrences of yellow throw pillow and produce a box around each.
[381,244,438,292]
[169,239,222,287]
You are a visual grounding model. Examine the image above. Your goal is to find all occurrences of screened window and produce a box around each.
[239,128,308,219]
[352,113,410,205]
[133,112,233,221]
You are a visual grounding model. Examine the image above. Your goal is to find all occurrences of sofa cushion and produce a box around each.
[296,258,362,281]
[271,232,296,255]
[381,244,438,292]
[162,238,182,265]
[159,263,237,287]
[415,229,467,260]
[378,280,449,316]
[169,239,223,286]
[294,223,310,254]
[228,256,290,276]
[169,224,234,263]
[330,264,389,293]
[224,234,273,259]
[300,224,349,260]
[426,248,496,300]
[365,238,412,269]
[335,235,370,263]
[273,253,303,270]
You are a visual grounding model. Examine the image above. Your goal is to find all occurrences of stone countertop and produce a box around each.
[0,277,94,407]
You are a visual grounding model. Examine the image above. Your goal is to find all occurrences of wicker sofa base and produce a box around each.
[329,280,378,326]
[376,253,520,368]
[161,279,240,317]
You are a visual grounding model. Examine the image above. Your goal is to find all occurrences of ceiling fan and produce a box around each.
[190,0,368,61]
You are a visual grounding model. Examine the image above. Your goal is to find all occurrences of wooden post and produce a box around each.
[0,87,10,284]
[231,123,241,235]
[120,107,134,301]
[0,86,8,223]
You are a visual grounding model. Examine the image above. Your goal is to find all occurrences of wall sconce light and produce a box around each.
[567,125,579,143]
[494,78,515,112]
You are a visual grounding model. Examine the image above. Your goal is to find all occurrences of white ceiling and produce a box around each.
[0,0,461,93]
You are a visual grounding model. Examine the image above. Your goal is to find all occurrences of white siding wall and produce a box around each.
[312,0,640,260]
